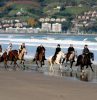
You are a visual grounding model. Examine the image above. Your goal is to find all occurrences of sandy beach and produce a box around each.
[0,60,97,100]
[0,71,97,100]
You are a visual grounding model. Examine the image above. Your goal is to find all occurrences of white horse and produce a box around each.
[48,51,66,72]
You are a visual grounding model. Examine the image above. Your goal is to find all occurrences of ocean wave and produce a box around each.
[1,39,97,51]
[11,38,97,46]
[0,37,97,45]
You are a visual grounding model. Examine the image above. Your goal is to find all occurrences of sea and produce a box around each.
[0,33,97,64]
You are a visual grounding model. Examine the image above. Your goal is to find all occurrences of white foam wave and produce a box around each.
[83,38,87,41]
[7,38,97,45]
[95,37,97,41]
[1,39,97,50]
[0,38,97,45]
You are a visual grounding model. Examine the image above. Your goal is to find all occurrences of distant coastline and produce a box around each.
[0,32,97,36]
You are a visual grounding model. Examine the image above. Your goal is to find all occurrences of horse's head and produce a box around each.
[89,52,94,61]
[0,51,7,62]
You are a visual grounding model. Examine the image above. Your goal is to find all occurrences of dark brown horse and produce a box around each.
[34,47,46,68]
[0,48,27,70]
[76,52,94,72]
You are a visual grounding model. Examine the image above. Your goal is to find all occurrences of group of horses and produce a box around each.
[31,47,94,73]
[0,48,27,70]
[48,51,94,72]
[0,47,94,72]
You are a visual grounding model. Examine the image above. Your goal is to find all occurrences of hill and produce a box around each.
[0,0,97,32]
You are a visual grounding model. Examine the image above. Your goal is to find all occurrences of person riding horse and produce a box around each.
[34,44,46,65]
[0,44,2,56]
[19,43,26,54]
[76,45,94,72]
[82,45,90,55]
[67,44,75,62]
[82,44,91,64]
[52,44,61,63]
[7,43,12,55]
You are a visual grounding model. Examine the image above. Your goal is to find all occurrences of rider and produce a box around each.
[82,44,91,61]
[18,43,26,54]
[52,44,61,63]
[0,44,2,56]
[67,44,75,61]
[82,45,90,55]
[33,44,46,64]
[7,42,12,55]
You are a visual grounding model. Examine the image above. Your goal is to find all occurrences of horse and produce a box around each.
[0,48,27,70]
[33,48,46,68]
[62,51,77,69]
[48,51,66,72]
[76,52,94,72]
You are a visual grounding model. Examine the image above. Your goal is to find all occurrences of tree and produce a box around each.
[27,18,37,27]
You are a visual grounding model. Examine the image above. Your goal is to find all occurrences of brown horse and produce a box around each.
[34,48,46,68]
[76,52,94,72]
[0,48,27,70]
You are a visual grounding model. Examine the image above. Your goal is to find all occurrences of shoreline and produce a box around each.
[0,32,97,36]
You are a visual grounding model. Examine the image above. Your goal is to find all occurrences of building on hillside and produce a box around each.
[42,23,51,32]
[52,23,62,32]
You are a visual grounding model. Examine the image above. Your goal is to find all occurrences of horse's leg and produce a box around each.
[36,60,39,71]
[62,58,65,64]
[20,59,22,64]
[49,60,52,72]
[4,60,8,70]
[50,63,53,72]
[40,61,42,67]
[21,59,26,70]
[59,64,62,70]
[65,60,68,67]
[10,61,13,65]
[16,62,20,69]
[42,59,45,65]
[23,61,25,70]
[86,66,88,69]
[80,65,84,72]
[89,64,94,72]
[49,62,52,72]
[13,60,17,71]
[70,60,73,69]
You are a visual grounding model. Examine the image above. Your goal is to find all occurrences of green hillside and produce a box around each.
[1,0,97,18]
[1,0,97,32]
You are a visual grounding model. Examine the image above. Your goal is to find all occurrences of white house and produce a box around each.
[42,23,51,32]
[52,23,62,32]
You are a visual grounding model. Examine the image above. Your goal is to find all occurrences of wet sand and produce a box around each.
[0,71,97,100]
[0,60,97,100]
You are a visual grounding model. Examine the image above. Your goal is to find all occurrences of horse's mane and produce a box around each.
[12,50,18,52]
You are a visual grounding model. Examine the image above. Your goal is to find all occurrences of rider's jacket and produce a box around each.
[68,47,75,53]
[83,48,90,54]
